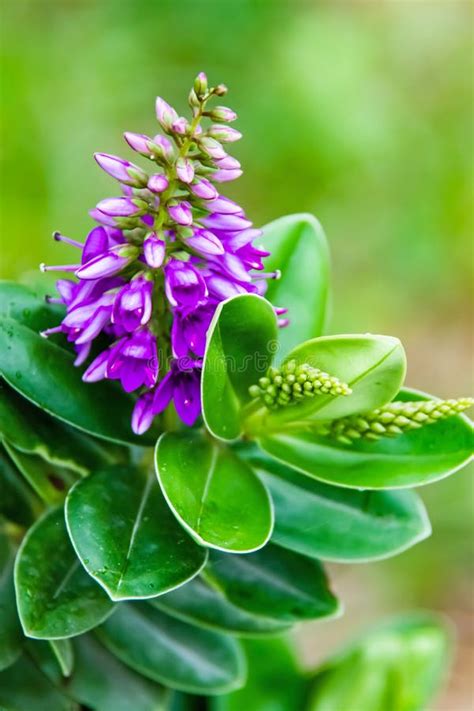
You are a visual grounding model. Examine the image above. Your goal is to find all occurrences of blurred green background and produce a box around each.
[1,0,472,706]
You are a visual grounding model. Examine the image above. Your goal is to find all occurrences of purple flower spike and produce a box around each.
[76,244,139,280]
[113,276,153,332]
[190,178,218,200]
[144,233,166,268]
[148,173,169,193]
[207,125,242,143]
[96,197,147,217]
[107,329,158,392]
[156,97,178,131]
[185,228,224,257]
[94,153,148,187]
[82,349,110,382]
[212,169,243,183]
[124,132,153,155]
[201,212,252,232]
[176,157,194,184]
[168,201,193,226]
[164,259,207,308]
[132,391,156,435]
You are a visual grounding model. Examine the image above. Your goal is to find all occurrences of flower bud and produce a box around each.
[176,157,195,184]
[205,196,243,214]
[156,97,178,132]
[96,197,148,217]
[201,212,251,231]
[124,132,153,155]
[207,125,242,143]
[94,153,148,187]
[194,71,208,99]
[198,137,227,160]
[168,201,193,226]
[213,84,228,97]
[190,178,219,200]
[188,88,200,110]
[212,169,243,183]
[76,244,139,280]
[148,173,169,193]
[185,228,224,257]
[144,233,166,268]
[207,106,237,122]
[214,155,241,171]
[149,135,174,163]
[172,117,189,135]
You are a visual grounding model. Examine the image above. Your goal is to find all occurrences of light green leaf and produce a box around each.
[155,431,273,553]
[65,466,207,601]
[211,638,308,711]
[150,576,290,636]
[260,213,331,355]
[202,294,278,440]
[258,334,406,431]
[97,603,246,695]
[239,445,431,561]
[203,544,340,623]
[258,388,473,489]
[0,532,22,671]
[49,638,74,677]
[307,613,451,711]
[0,653,78,711]
[0,316,159,446]
[14,507,115,639]
[68,634,168,711]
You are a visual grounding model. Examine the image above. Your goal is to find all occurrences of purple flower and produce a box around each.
[60,290,116,349]
[148,173,169,193]
[81,226,124,264]
[82,349,110,382]
[176,157,194,184]
[131,391,156,435]
[164,259,207,309]
[152,360,202,426]
[171,306,214,357]
[190,179,218,200]
[112,276,153,332]
[76,245,139,280]
[185,228,224,257]
[94,153,148,187]
[201,212,251,232]
[168,201,192,226]
[144,233,166,268]
[96,197,147,217]
[107,329,158,392]
[204,272,249,300]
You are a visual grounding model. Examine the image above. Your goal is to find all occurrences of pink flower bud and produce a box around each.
[94,153,148,187]
[156,97,178,131]
[212,169,243,183]
[176,157,194,184]
[198,137,227,160]
[208,106,237,122]
[190,178,218,200]
[124,132,153,155]
[148,174,169,193]
[172,117,189,135]
[207,125,242,143]
[144,233,166,268]
[168,201,193,226]
[96,197,148,217]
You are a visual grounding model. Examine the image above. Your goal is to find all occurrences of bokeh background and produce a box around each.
[1,0,472,707]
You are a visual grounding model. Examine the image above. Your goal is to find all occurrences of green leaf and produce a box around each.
[258,388,474,489]
[0,380,119,475]
[97,602,246,695]
[65,466,207,601]
[0,532,22,671]
[239,445,431,561]
[211,638,308,711]
[14,507,115,639]
[4,440,78,505]
[155,431,273,553]
[0,281,65,334]
[0,653,78,711]
[150,576,290,636]
[307,613,451,711]
[49,638,74,677]
[202,294,278,440]
[260,334,406,430]
[0,444,36,526]
[68,634,167,711]
[0,316,160,446]
[203,544,340,623]
[260,213,331,355]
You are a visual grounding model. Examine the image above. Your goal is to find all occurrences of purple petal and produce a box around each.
[148,174,169,194]
[176,157,194,184]
[144,233,166,268]
[156,97,178,130]
[185,228,224,257]
[82,350,110,382]
[96,197,144,217]
[82,226,109,264]
[152,370,175,414]
[124,132,153,154]
[204,197,243,215]
[190,179,218,200]
[213,155,241,171]
[174,372,201,426]
[212,169,243,183]
[201,213,251,232]
[132,392,156,435]
[168,201,193,226]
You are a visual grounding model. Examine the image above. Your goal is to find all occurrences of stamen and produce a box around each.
[40,326,63,338]
[40,263,80,272]
[53,231,83,248]
[45,296,63,304]
[278,318,290,328]
[252,269,281,281]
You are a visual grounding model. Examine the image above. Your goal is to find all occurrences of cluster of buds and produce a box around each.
[41,73,286,433]
[315,397,474,445]
[249,360,352,409]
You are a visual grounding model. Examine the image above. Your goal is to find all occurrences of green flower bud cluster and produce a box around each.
[316,397,474,445]
[249,359,352,409]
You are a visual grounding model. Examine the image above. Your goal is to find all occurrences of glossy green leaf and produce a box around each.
[65,466,207,601]
[202,294,278,440]
[0,316,159,446]
[212,638,308,711]
[203,544,340,623]
[98,603,246,694]
[151,576,290,636]
[307,613,451,711]
[4,440,77,505]
[50,638,74,677]
[239,445,431,561]
[259,388,473,489]
[0,281,65,334]
[68,634,167,711]
[156,432,273,553]
[0,380,119,475]
[15,507,115,639]
[260,213,331,355]
[0,653,78,711]
[0,532,22,671]
[260,334,406,431]
[0,444,36,526]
